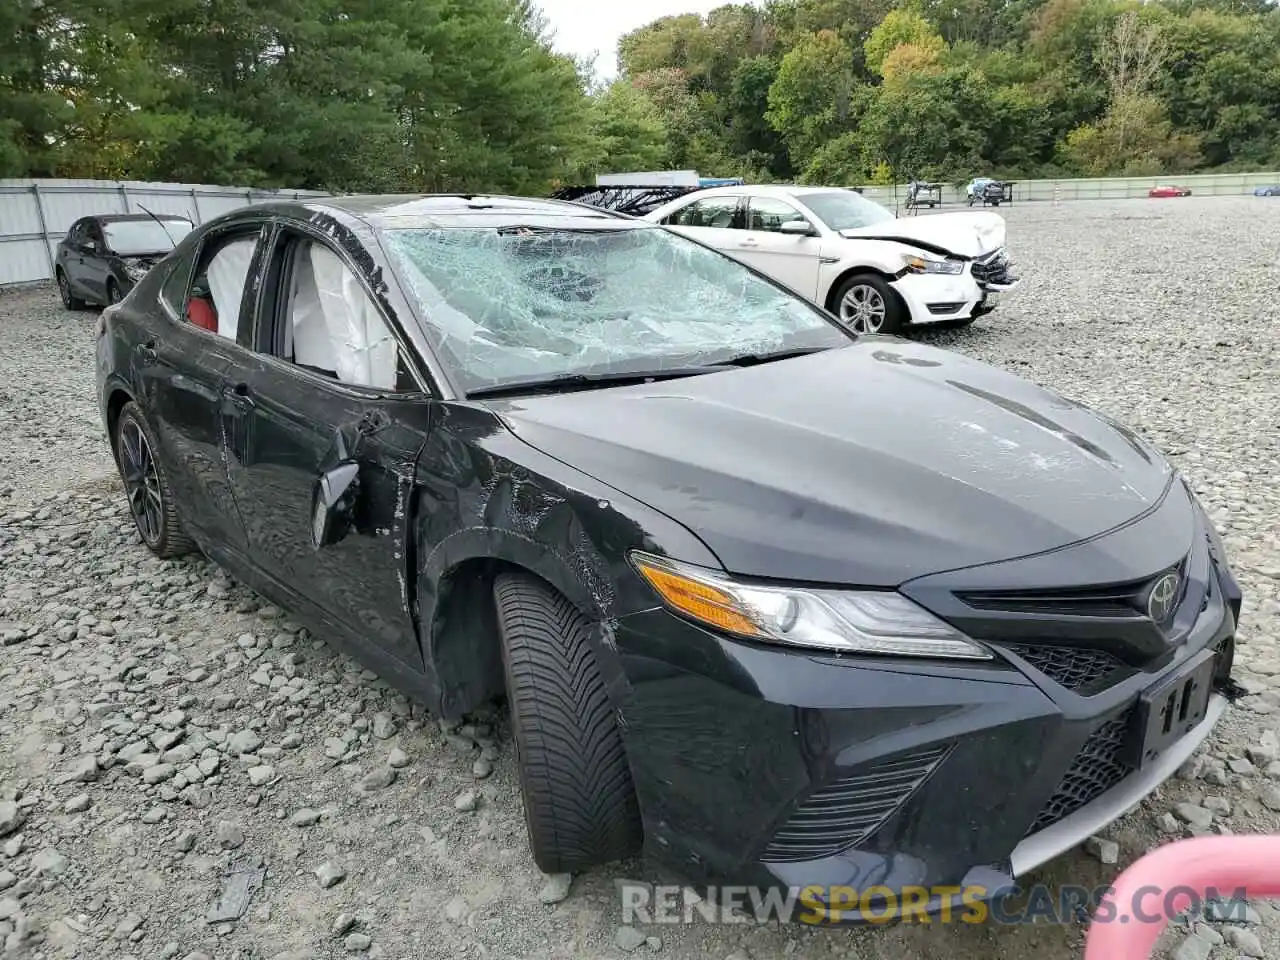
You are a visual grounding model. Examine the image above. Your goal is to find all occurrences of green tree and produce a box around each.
[573,81,669,177]
[864,9,946,76]
[765,29,863,166]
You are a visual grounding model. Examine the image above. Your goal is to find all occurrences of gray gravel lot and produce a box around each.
[0,196,1278,960]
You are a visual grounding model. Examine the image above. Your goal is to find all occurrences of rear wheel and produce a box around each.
[833,273,906,335]
[56,269,87,310]
[494,571,643,873]
[113,402,196,558]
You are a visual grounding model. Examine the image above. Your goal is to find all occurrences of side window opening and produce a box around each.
[670,197,740,229]
[190,235,257,339]
[748,198,808,232]
[160,240,199,318]
[273,235,412,391]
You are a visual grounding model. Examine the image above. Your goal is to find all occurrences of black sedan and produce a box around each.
[57,213,193,309]
[94,194,1242,921]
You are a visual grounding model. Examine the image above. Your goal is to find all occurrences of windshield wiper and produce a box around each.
[467,365,729,399]
[714,346,834,367]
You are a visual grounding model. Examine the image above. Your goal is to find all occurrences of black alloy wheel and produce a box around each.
[114,402,196,558]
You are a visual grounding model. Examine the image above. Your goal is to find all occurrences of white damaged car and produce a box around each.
[644,184,1019,334]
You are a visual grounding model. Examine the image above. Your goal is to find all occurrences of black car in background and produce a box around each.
[95,194,1241,921]
[56,213,193,309]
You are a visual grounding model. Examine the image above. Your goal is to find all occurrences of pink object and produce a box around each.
[1084,836,1280,959]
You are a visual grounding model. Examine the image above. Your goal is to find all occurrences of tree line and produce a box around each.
[3,0,1278,195]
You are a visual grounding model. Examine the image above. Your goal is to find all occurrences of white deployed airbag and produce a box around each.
[309,244,398,389]
[205,238,256,340]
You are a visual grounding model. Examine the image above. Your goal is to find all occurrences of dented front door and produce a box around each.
[219,351,432,671]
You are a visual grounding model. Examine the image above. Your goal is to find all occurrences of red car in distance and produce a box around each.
[1148,184,1192,198]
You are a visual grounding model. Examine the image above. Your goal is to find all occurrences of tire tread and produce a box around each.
[494,573,642,873]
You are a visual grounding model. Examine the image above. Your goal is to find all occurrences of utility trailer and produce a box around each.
[549,184,705,218]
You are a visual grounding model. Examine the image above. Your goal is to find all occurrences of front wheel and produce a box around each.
[113,401,196,558]
[494,572,643,873]
[107,279,123,305]
[833,273,906,335]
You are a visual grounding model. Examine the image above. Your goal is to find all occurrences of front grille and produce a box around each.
[1026,709,1135,836]
[761,744,949,863]
[958,559,1189,620]
[1004,644,1130,694]
[971,249,1015,286]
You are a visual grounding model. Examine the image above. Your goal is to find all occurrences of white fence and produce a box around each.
[854,170,1280,208]
[0,178,330,287]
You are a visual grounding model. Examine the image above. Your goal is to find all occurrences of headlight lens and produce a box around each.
[630,551,990,660]
[1185,478,1231,570]
[904,254,964,276]
[122,262,149,282]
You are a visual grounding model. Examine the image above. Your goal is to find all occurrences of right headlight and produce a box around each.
[1185,478,1231,571]
[904,254,964,276]
[630,551,990,660]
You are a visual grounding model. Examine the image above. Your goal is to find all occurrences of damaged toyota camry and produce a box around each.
[96,194,1242,921]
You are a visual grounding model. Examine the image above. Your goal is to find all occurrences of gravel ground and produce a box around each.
[0,195,1278,960]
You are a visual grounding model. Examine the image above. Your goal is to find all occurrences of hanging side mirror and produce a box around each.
[311,460,360,548]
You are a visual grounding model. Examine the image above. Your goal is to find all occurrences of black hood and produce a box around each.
[493,338,1175,586]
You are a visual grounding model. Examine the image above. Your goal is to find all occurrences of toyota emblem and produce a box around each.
[1146,572,1180,624]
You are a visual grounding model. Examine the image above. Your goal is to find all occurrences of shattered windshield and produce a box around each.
[102,219,192,255]
[379,224,851,394]
[801,191,896,232]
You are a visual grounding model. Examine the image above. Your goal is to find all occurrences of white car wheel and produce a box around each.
[836,276,903,335]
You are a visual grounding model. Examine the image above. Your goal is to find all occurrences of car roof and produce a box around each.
[673,184,849,202]
[298,193,639,231]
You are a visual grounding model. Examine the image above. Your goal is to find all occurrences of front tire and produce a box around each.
[113,402,196,558]
[106,279,123,305]
[832,273,906,335]
[494,572,643,873]
[56,269,87,311]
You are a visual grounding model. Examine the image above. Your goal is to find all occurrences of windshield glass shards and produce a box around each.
[380,224,851,395]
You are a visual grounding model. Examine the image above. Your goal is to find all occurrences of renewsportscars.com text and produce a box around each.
[619,883,1250,925]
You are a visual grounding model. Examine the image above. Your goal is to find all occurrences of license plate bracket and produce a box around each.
[1129,649,1216,768]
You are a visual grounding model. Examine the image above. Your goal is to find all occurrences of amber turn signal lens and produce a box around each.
[633,558,761,637]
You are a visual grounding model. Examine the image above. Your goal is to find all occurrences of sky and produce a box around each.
[535,0,748,80]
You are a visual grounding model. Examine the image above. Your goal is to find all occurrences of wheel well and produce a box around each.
[427,557,518,717]
[105,389,133,456]
[825,266,903,314]
[428,557,612,719]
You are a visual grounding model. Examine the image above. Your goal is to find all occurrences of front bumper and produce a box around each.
[891,251,1019,326]
[611,512,1240,922]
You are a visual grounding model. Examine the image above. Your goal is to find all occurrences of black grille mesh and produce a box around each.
[971,250,1016,285]
[1005,644,1129,693]
[761,744,949,863]
[1027,710,1135,835]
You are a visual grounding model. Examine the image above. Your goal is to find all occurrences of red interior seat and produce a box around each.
[187,297,217,332]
